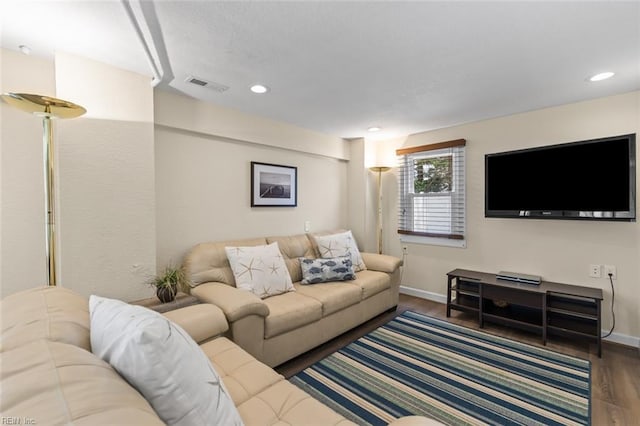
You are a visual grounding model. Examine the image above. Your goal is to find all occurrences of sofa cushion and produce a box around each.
[263,292,323,338]
[299,257,356,284]
[0,286,90,352]
[89,296,243,426]
[0,339,163,425]
[226,242,295,299]
[351,270,391,299]
[266,234,315,282]
[201,337,354,426]
[201,337,283,407]
[294,282,362,316]
[237,380,354,426]
[313,230,367,272]
[184,238,268,286]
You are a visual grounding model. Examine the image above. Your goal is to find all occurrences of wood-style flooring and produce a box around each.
[275,294,640,425]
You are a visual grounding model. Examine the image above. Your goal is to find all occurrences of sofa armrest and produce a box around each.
[191,282,270,322]
[163,304,227,344]
[361,252,403,273]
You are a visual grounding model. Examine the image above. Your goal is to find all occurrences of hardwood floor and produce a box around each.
[276,294,640,425]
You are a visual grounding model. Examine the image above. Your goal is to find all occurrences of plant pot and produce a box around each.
[156,285,177,303]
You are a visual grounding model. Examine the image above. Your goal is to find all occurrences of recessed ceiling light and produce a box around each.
[18,45,31,55]
[250,84,269,94]
[367,126,381,132]
[589,72,615,82]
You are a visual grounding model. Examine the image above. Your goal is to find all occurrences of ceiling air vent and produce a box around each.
[185,75,229,93]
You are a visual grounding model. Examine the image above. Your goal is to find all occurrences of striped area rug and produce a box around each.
[290,311,591,426]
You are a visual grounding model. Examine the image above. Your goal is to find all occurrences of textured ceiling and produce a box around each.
[2,1,639,139]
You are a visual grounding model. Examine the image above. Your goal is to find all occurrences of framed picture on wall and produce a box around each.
[251,162,298,207]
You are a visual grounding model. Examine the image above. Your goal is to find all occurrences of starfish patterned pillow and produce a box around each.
[89,296,244,426]
[225,242,295,298]
[314,230,367,272]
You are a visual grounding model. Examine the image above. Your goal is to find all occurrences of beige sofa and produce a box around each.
[0,286,435,426]
[184,232,402,367]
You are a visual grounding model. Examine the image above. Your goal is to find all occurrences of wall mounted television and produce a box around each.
[485,133,636,221]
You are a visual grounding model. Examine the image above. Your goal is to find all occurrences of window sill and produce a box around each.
[399,234,466,248]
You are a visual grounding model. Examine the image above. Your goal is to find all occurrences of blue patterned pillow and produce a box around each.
[299,257,356,284]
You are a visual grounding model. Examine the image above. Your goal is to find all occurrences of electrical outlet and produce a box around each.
[304,221,311,232]
[604,265,617,279]
[131,263,146,276]
[402,246,408,254]
[589,264,601,278]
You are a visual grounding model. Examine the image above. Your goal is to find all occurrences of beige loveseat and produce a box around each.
[0,286,435,426]
[184,232,402,367]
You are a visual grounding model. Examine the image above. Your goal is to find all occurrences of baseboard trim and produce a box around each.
[602,331,640,349]
[399,286,447,304]
[399,286,639,350]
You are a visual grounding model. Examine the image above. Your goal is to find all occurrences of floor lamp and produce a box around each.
[369,166,391,254]
[1,93,86,286]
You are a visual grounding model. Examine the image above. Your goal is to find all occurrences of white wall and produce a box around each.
[154,91,349,269]
[346,138,377,252]
[155,90,348,160]
[1,51,347,301]
[378,91,640,342]
[0,49,156,301]
[1,49,56,295]
[55,52,156,301]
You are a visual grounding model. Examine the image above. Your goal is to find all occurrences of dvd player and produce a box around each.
[496,271,541,285]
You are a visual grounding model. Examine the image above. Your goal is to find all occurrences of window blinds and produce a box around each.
[396,139,466,240]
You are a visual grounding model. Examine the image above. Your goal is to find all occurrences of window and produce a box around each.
[396,139,466,246]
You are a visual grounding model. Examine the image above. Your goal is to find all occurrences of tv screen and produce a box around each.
[485,134,636,221]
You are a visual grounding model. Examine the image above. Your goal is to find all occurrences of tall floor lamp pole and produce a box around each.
[369,166,391,254]
[1,93,86,286]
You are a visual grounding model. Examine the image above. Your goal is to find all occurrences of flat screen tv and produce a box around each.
[485,134,636,221]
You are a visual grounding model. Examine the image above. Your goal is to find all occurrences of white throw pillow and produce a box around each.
[89,296,244,426]
[225,242,294,299]
[314,230,367,272]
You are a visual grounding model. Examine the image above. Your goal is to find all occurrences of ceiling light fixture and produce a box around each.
[18,44,31,55]
[250,84,269,94]
[589,72,615,82]
[367,126,381,132]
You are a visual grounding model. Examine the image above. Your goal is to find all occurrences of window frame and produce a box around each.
[412,152,454,194]
[396,139,466,248]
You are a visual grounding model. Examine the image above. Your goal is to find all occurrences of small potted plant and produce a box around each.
[146,265,190,303]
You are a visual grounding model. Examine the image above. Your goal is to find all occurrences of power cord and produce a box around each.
[601,272,615,338]
[399,248,407,285]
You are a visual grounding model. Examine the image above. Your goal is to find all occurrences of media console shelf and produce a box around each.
[446,268,603,357]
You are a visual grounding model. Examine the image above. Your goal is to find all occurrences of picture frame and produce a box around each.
[251,161,298,207]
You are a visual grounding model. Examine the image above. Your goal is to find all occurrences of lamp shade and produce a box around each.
[1,93,86,118]
[368,166,392,173]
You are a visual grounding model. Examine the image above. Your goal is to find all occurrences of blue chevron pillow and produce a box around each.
[299,257,356,284]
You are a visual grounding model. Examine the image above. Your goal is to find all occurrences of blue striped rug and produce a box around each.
[290,311,591,426]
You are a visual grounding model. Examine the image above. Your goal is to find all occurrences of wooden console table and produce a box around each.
[446,268,603,357]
